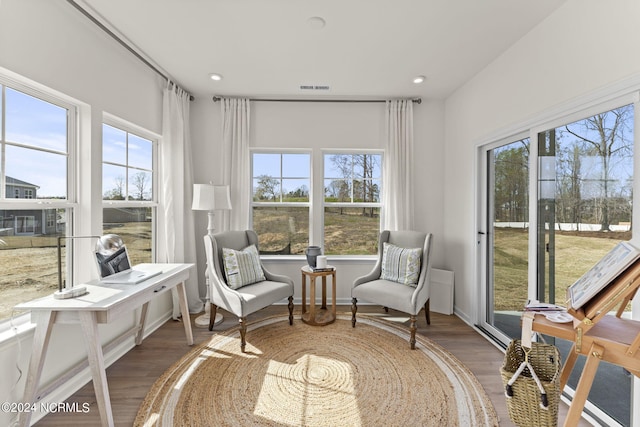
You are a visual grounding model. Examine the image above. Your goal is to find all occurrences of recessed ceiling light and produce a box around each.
[413,75,426,84]
[307,16,326,30]
[209,73,223,81]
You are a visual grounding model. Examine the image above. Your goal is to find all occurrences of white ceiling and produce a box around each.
[78,0,566,100]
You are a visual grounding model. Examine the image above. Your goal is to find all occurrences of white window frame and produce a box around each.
[102,113,159,262]
[321,149,383,256]
[250,149,312,253]
[0,71,79,328]
[249,149,384,256]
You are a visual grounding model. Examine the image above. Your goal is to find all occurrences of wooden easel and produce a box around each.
[530,259,640,426]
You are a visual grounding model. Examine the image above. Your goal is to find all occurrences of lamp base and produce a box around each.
[53,286,88,299]
[195,312,223,328]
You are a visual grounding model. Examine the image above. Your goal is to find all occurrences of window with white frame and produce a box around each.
[251,152,311,255]
[250,150,383,256]
[0,81,75,322]
[102,121,157,264]
[323,152,382,255]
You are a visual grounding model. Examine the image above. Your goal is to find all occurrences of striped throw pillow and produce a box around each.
[222,244,266,290]
[380,242,422,286]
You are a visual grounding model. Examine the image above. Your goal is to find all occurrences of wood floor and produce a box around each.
[34,305,588,426]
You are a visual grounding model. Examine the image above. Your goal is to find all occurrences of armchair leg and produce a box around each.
[288,296,294,325]
[208,303,218,331]
[410,315,417,349]
[239,317,247,353]
[424,299,431,325]
[351,298,358,327]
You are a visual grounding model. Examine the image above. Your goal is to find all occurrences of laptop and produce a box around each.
[95,245,161,284]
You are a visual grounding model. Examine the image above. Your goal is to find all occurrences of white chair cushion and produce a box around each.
[222,244,266,289]
[380,242,422,286]
[352,279,418,314]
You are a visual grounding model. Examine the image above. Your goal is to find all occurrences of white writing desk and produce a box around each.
[14,263,195,427]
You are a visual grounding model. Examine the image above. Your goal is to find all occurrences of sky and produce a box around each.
[2,87,153,200]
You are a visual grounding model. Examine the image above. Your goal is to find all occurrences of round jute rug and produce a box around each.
[135,314,498,427]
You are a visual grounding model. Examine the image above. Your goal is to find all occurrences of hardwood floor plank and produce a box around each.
[34,306,589,426]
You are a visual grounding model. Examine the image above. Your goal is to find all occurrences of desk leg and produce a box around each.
[79,311,114,427]
[18,311,56,427]
[135,302,150,345]
[563,343,604,427]
[175,281,194,346]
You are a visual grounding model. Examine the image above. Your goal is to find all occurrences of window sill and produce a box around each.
[0,312,35,350]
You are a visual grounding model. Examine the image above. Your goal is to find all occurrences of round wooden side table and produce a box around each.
[301,265,337,326]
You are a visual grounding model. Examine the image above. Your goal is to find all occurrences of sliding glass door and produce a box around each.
[479,102,635,426]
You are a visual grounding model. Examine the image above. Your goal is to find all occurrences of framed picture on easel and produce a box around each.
[568,241,640,310]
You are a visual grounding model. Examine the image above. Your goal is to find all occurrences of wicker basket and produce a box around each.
[500,339,562,427]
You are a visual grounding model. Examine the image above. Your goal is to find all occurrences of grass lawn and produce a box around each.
[493,227,628,310]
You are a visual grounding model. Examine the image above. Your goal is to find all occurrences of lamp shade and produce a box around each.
[192,184,216,211]
[214,185,232,211]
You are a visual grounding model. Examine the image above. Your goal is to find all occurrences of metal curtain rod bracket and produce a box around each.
[212,96,421,104]
[66,0,194,101]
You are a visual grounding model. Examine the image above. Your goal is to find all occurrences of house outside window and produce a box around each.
[102,120,157,265]
[0,81,74,321]
[250,150,382,256]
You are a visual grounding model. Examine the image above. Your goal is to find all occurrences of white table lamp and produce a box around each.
[192,183,232,327]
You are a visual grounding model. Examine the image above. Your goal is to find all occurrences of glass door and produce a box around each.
[536,104,634,426]
[479,137,530,342]
[479,100,636,426]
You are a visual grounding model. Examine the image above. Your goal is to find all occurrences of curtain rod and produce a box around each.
[212,96,421,104]
[66,0,194,101]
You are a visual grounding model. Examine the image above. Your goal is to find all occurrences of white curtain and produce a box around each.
[221,98,251,230]
[159,82,201,318]
[382,99,414,231]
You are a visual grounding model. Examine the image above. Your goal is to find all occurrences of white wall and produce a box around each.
[0,1,169,424]
[190,98,446,303]
[443,0,640,322]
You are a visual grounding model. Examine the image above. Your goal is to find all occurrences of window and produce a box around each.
[102,121,157,264]
[0,81,74,322]
[251,152,310,255]
[103,123,154,201]
[323,153,382,255]
[250,151,383,256]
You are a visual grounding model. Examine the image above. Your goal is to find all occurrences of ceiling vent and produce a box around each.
[300,85,330,90]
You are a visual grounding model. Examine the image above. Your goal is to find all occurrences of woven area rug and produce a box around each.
[135,314,498,427]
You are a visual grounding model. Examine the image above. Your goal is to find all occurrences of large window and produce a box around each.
[102,121,157,264]
[251,152,311,255]
[250,151,382,256]
[323,153,382,255]
[0,82,74,321]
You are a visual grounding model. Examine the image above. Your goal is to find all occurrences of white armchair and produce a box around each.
[203,230,294,352]
[351,230,433,349]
